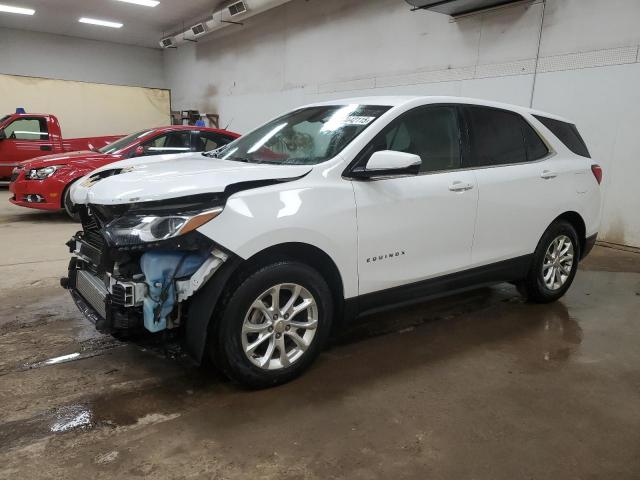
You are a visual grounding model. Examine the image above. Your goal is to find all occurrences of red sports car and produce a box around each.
[9,125,239,219]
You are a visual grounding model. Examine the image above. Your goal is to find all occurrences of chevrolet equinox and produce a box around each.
[63,96,602,388]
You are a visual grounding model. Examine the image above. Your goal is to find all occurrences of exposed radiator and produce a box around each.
[76,269,108,319]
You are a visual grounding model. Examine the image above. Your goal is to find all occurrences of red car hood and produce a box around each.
[20,150,120,169]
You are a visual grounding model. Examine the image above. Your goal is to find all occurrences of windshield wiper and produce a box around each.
[202,153,281,164]
[202,146,228,158]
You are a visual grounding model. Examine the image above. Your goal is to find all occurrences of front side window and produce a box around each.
[4,118,49,141]
[212,104,391,165]
[360,105,462,173]
[142,131,191,156]
[465,106,527,167]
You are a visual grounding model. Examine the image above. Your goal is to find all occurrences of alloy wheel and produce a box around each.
[241,283,318,370]
[542,235,574,290]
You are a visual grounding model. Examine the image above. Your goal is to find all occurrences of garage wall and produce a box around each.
[0,27,169,139]
[164,0,640,247]
[0,27,164,89]
[0,74,171,138]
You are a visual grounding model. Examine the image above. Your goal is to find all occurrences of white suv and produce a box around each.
[64,96,602,388]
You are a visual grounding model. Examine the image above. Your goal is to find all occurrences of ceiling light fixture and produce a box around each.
[0,3,35,15]
[115,0,160,6]
[79,17,123,28]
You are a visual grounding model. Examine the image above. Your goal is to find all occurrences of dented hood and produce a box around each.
[70,153,312,205]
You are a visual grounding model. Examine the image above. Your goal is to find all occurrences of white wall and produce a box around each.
[166,0,640,247]
[0,27,164,89]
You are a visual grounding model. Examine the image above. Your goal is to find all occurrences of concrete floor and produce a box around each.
[1,189,639,479]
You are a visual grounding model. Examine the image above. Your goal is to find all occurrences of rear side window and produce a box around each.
[196,131,234,152]
[465,106,526,166]
[533,115,590,158]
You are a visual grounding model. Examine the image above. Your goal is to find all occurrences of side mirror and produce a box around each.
[350,150,421,179]
[133,145,145,157]
[0,129,5,140]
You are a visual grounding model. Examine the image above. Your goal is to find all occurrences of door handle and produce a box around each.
[449,181,474,192]
[540,170,557,179]
[40,145,52,151]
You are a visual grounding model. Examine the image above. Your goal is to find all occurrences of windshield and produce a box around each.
[210,104,390,165]
[99,129,156,154]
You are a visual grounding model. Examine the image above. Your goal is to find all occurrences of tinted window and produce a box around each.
[142,131,191,156]
[362,106,461,173]
[534,115,590,158]
[4,118,49,141]
[521,120,549,161]
[196,131,234,152]
[465,106,526,167]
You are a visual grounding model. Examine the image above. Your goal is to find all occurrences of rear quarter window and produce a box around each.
[521,119,549,161]
[533,115,590,158]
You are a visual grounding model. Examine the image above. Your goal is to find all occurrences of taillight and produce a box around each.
[591,164,602,185]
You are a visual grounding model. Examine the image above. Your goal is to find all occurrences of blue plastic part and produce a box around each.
[195,119,206,127]
[139,251,208,333]
[15,107,26,114]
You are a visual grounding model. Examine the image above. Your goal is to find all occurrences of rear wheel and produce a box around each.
[63,184,80,222]
[210,261,333,389]
[517,220,580,303]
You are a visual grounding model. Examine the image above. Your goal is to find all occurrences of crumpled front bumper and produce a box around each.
[63,259,143,333]
[63,233,229,335]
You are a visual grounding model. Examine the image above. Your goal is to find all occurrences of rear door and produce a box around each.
[352,104,478,297]
[462,105,558,266]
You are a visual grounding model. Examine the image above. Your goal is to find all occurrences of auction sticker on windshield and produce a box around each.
[343,116,376,125]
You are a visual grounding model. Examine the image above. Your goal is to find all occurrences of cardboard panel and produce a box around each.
[0,73,170,138]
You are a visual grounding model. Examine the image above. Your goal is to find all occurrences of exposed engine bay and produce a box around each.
[61,194,231,337]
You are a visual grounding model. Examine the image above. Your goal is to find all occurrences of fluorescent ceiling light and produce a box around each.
[115,0,160,6]
[0,4,35,15]
[79,17,123,28]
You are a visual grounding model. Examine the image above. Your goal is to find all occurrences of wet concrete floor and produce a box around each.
[1,190,640,479]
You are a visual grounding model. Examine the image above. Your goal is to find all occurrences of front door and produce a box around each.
[0,117,53,177]
[351,105,478,297]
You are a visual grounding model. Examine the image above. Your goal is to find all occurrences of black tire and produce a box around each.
[209,260,333,389]
[517,220,580,303]
[63,184,81,222]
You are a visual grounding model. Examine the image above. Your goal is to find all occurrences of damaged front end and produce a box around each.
[61,193,235,357]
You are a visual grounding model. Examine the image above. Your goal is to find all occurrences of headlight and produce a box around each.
[27,165,60,180]
[103,207,223,246]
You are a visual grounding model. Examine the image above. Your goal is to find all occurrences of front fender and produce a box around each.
[197,178,359,298]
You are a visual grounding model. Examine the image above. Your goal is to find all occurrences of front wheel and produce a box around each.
[210,261,333,389]
[63,184,80,222]
[517,220,580,303]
